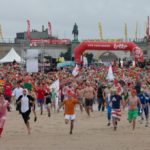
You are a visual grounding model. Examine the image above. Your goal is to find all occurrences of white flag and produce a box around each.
[72,65,79,76]
[50,79,60,91]
[106,65,114,81]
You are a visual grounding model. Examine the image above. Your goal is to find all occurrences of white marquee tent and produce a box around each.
[0,47,23,63]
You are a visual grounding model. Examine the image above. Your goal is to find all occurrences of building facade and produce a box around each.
[0,29,150,62]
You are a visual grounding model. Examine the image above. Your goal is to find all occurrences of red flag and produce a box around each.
[27,19,31,40]
[48,21,52,36]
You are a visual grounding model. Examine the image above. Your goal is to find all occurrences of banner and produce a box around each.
[26,58,38,73]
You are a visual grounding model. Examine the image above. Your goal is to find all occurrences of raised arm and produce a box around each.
[57,101,65,113]
[16,95,22,104]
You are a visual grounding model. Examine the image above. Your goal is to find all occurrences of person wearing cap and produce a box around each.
[0,93,10,137]
[124,89,141,130]
[57,90,83,135]
[110,87,123,131]
[16,89,34,134]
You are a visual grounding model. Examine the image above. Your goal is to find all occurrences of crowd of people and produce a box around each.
[0,60,150,137]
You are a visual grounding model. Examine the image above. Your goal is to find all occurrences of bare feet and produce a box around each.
[34,116,37,122]
[28,128,31,135]
[70,131,73,135]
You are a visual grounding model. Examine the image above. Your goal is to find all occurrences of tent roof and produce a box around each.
[0,47,22,63]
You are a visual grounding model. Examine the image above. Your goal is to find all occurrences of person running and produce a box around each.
[110,88,123,131]
[105,85,112,126]
[16,89,34,134]
[0,93,10,137]
[137,88,150,127]
[97,85,105,111]
[36,83,45,115]
[45,89,52,117]
[83,81,96,116]
[3,79,13,111]
[124,89,141,130]
[28,88,37,122]
[57,90,83,134]
[76,85,84,112]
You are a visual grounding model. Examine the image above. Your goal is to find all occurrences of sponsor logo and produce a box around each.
[114,43,128,49]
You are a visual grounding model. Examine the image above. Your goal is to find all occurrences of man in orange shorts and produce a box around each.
[58,90,83,134]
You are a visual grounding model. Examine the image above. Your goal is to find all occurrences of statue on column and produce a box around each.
[72,23,79,41]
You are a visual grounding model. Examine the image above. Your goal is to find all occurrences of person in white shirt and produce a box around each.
[12,82,23,111]
[16,89,34,134]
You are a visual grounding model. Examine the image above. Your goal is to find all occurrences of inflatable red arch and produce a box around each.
[74,41,144,64]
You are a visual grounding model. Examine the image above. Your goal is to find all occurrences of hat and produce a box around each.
[23,89,28,93]
[67,90,75,97]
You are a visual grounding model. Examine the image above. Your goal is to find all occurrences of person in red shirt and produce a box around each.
[36,83,45,115]
[58,90,83,134]
[3,80,13,111]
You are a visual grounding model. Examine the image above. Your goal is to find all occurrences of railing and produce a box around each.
[0,37,149,44]
[82,38,148,44]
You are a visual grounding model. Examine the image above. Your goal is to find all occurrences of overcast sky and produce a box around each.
[0,0,150,41]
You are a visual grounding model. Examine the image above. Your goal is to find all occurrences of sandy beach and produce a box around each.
[0,106,150,150]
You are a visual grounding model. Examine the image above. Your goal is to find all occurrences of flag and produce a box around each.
[135,22,138,39]
[106,65,114,81]
[98,22,103,40]
[50,79,60,92]
[124,23,128,41]
[27,19,31,40]
[72,64,79,76]
[146,16,149,37]
[48,21,52,36]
